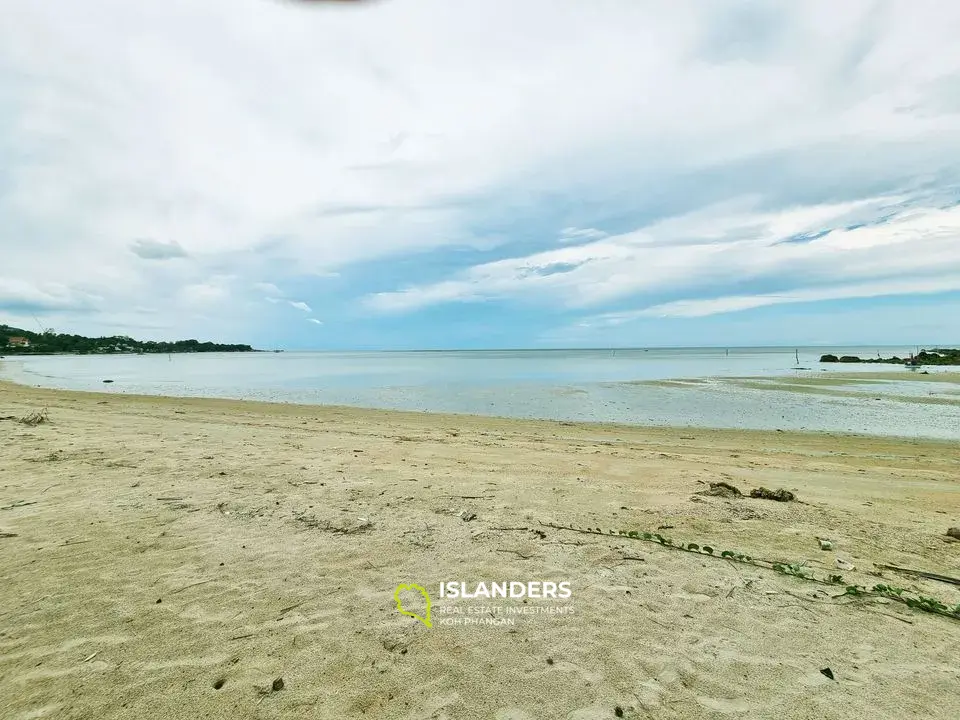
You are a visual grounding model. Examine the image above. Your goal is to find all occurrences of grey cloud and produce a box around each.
[697,1,790,64]
[130,239,188,260]
[0,279,102,312]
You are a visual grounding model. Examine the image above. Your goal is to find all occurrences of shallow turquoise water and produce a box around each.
[2,347,958,439]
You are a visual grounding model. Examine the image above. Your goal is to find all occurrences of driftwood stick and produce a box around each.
[1,501,38,511]
[496,549,535,559]
[277,600,309,618]
[876,564,960,587]
[171,579,217,594]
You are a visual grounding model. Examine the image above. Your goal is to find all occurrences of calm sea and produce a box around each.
[2,346,957,438]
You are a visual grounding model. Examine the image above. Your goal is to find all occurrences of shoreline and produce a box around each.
[3,377,957,445]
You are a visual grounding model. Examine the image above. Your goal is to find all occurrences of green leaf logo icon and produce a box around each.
[395,583,432,628]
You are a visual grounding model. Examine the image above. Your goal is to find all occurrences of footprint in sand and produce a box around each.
[9,704,63,720]
[696,696,757,714]
[494,710,536,720]
[139,654,231,672]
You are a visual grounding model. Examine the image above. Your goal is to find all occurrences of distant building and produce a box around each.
[7,337,30,347]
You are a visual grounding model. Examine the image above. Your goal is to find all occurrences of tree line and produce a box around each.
[1,325,255,354]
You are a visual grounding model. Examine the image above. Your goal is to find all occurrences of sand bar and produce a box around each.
[2,381,959,719]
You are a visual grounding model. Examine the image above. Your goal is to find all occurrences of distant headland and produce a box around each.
[819,348,960,365]
[1,324,255,355]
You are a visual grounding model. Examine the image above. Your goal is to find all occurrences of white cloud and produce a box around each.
[0,278,103,311]
[367,196,960,313]
[288,300,312,312]
[2,0,960,338]
[559,227,607,243]
[597,276,960,322]
[179,282,228,305]
[367,280,483,313]
[254,282,282,296]
[307,318,323,325]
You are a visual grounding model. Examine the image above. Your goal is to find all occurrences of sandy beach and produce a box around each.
[2,380,959,719]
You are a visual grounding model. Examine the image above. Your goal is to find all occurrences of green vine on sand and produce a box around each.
[540,521,960,622]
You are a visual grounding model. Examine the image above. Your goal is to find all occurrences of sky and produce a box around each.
[2,0,960,350]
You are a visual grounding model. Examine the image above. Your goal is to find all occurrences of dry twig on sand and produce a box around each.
[1,500,38,511]
[17,408,50,426]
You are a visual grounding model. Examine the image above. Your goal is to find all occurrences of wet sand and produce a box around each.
[2,381,959,719]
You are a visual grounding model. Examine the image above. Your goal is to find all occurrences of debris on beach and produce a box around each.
[1,500,38,511]
[697,482,796,502]
[836,557,856,571]
[460,510,477,522]
[16,408,49,426]
[946,527,960,540]
[875,563,960,586]
[291,510,373,534]
[749,487,796,502]
[253,677,285,700]
[698,481,743,498]
[820,667,835,681]
[818,538,834,551]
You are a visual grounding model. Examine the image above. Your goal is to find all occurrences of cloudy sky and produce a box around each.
[2,0,960,349]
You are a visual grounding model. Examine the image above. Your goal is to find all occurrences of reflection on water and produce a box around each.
[2,347,958,439]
